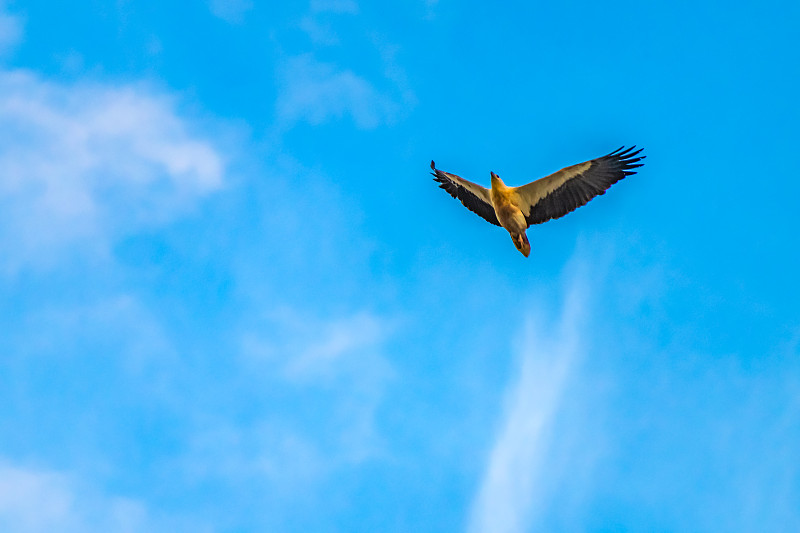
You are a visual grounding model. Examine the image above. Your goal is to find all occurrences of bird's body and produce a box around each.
[431,146,645,257]
[489,174,530,256]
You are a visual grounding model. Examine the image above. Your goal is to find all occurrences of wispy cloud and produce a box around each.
[0,3,22,56]
[282,312,391,382]
[276,53,401,129]
[310,0,359,14]
[423,0,439,20]
[287,1,416,130]
[0,461,157,533]
[468,271,588,533]
[299,16,340,46]
[208,0,253,24]
[372,37,418,112]
[238,308,395,464]
[165,309,396,522]
[11,293,179,397]
[0,70,225,271]
[242,309,393,375]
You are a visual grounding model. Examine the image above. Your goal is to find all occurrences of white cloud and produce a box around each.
[0,69,225,271]
[276,54,401,129]
[208,0,253,24]
[468,272,588,533]
[0,461,154,533]
[179,422,328,494]
[299,16,340,46]
[310,0,358,14]
[0,3,23,56]
[286,312,390,380]
[237,308,395,464]
[243,308,394,383]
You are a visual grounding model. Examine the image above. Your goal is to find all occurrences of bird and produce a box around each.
[430,146,645,257]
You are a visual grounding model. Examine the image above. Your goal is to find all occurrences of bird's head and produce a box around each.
[490,171,504,187]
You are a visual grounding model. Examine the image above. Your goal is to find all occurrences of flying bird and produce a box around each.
[430,146,645,257]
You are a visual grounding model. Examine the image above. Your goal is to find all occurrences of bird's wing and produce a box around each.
[431,161,501,226]
[513,146,645,226]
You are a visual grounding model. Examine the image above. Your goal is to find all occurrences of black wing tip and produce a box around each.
[430,160,442,180]
[605,145,646,163]
[607,146,626,156]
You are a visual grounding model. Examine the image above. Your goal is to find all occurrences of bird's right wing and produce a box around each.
[514,146,645,226]
[430,161,501,226]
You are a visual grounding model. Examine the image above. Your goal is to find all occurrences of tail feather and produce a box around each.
[511,232,531,257]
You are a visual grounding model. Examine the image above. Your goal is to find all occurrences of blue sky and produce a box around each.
[1,0,799,531]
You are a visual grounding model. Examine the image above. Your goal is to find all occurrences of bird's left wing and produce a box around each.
[431,161,501,226]
[514,146,645,226]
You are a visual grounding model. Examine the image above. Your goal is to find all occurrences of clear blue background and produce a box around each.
[1,1,798,531]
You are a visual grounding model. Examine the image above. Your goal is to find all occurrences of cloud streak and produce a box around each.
[468,272,588,533]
